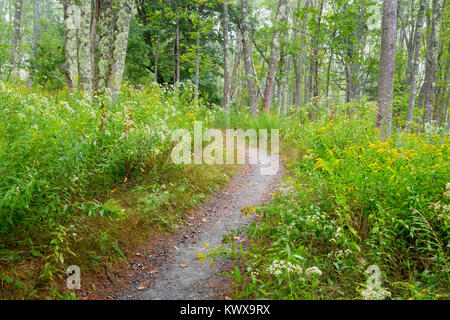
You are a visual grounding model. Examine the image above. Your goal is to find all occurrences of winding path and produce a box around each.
[133,148,283,300]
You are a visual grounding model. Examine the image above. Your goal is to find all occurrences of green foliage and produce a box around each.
[0,80,214,290]
[215,103,449,300]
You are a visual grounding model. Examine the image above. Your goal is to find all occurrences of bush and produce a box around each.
[227,103,449,300]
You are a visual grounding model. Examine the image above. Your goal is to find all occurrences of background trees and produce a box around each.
[0,0,447,132]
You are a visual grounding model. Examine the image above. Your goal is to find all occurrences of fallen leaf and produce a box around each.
[224,296,232,300]
[135,253,142,257]
[137,286,146,291]
[179,264,188,268]
[149,270,159,275]
[174,246,179,250]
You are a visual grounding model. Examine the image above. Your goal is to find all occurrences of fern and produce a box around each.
[410,209,443,254]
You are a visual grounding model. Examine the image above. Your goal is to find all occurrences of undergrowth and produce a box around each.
[208,102,449,300]
[0,81,238,299]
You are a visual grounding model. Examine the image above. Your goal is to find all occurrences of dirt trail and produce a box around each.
[86,148,283,300]
[131,149,283,300]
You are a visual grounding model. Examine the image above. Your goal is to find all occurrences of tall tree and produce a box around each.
[175,0,180,84]
[261,0,288,115]
[293,0,310,111]
[107,0,133,95]
[194,2,200,101]
[63,0,133,94]
[11,0,22,77]
[421,0,444,123]
[96,0,114,90]
[155,3,164,83]
[63,0,78,89]
[405,0,427,130]
[79,0,92,93]
[376,0,398,141]
[223,0,230,110]
[28,0,40,88]
[311,0,324,100]
[240,0,259,117]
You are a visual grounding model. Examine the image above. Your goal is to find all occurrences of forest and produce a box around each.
[0,0,448,301]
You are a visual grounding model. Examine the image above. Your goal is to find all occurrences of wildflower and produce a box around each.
[360,288,391,300]
[443,205,450,214]
[305,266,322,277]
[267,260,303,276]
[433,202,441,210]
[444,184,450,198]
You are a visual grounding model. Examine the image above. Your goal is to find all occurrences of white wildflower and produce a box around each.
[305,266,322,277]
[361,288,391,300]
[433,201,441,210]
[442,204,450,214]
[267,260,303,276]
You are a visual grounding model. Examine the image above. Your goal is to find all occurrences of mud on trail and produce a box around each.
[83,149,284,300]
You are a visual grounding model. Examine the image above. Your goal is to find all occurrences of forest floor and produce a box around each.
[79,148,284,300]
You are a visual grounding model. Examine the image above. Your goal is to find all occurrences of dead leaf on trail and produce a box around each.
[135,253,142,257]
[149,270,159,275]
[183,235,189,239]
[137,286,146,291]
[179,264,188,268]
[224,296,232,300]
[174,246,179,250]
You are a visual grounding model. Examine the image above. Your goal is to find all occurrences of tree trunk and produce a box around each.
[294,0,310,111]
[63,0,79,89]
[422,0,443,124]
[90,0,100,92]
[223,0,230,110]
[240,0,259,117]
[108,0,133,95]
[261,0,288,115]
[404,0,416,91]
[97,0,114,91]
[79,0,92,93]
[28,0,40,88]
[155,5,163,83]
[229,34,242,102]
[175,0,181,84]
[194,3,200,101]
[312,0,324,99]
[405,0,426,130]
[281,55,291,115]
[11,0,22,77]
[376,0,398,141]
